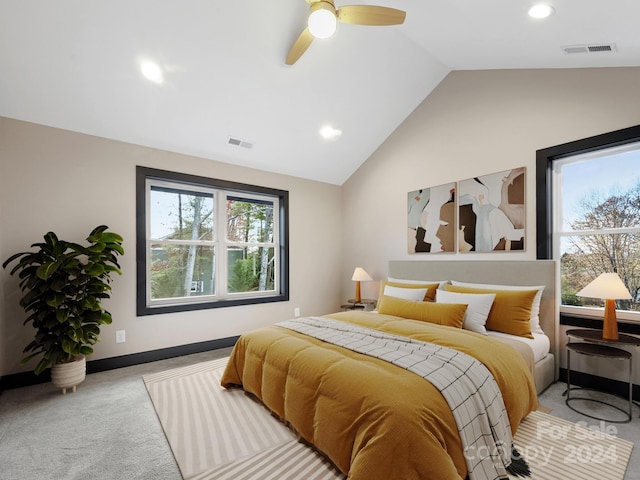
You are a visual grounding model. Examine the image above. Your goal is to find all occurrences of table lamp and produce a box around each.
[576,272,632,341]
[351,267,372,304]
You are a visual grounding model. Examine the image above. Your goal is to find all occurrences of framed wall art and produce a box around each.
[458,167,525,252]
[407,183,456,253]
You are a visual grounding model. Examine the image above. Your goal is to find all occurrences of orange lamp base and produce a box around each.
[602,298,619,341]
[354,281,362,304]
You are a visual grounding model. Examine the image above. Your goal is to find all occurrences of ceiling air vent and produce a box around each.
[562,43,617,55]
[226,136,253,150]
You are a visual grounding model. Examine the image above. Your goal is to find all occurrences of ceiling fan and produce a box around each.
[285,0,406,65]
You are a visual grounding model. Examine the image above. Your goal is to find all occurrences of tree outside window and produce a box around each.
[226,196,275,294]
[149,186,215,301]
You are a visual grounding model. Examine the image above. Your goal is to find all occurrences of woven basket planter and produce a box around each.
[51,355,86,395]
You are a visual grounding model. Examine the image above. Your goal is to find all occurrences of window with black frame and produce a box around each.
[537,125,640,321]
[136,167,289,315]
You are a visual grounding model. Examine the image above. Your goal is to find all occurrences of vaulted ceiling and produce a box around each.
[1,0,639,184]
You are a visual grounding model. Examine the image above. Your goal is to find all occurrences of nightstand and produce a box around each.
[564,329,640,423]
[340,303,366,311]
[345,298,376,311]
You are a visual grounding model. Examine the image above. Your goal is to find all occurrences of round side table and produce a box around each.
[564,329,640,423]
[345,299,377,311]
[340,303,366,311]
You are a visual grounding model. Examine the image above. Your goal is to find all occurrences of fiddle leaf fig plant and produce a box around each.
[2,225,124,375]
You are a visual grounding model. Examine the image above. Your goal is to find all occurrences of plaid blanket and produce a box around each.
[278,316,514,480]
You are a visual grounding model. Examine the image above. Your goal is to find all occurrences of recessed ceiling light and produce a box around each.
[319,125,342,140]
[528,4,555,19]
[140,60,164,84]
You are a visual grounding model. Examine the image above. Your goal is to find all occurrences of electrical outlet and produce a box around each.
[294,307,300,317]
[115,330,126,344]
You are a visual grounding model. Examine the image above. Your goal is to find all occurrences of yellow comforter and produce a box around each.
[221,311,538,479]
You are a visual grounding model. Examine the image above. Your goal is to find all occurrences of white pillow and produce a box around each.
[383,285,429,301]
[435,289,495,335]
[450,281,545,334]
[388,277,449,288]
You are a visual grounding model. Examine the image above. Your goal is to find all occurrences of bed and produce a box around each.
[221,260,558,480]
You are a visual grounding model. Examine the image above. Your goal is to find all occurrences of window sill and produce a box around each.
[561,305,640,322]
[560,312,640,336]
[137,293,289,316]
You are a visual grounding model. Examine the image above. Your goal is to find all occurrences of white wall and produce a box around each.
[0,118,343,376]
[341,67,640,384]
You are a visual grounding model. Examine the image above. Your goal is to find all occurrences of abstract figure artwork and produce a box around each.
[458,167,525,252]
[407,183,456,253]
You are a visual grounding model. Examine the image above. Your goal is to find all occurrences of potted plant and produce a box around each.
[2,225,124,393]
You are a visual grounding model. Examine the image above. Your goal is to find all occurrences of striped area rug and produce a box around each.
[144,358,633,480]
[144,358,300,479]
[514,410,633,480]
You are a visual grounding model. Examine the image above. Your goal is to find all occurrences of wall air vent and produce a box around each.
[562,43,617,55]
[226,136,253,150]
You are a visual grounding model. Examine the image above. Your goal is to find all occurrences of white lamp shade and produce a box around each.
[308,5,337,38]
[576,273,632,300]
[352,267,372,282]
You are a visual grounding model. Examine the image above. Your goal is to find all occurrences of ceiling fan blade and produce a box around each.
[285,28,314,65]
[337,5,406,26]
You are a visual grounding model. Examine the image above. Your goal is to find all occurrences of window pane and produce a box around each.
[226,197,274,243]
[556,141,640,312]
[559,145,640,231]
[150,187,214,240]
[560,233,640,311]
[227,246,275,293]
[150,244,215,300]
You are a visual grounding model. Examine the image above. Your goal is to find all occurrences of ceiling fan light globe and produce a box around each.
[308,7,337,38]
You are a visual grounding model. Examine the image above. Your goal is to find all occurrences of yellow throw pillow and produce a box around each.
[443,285,537,338]
[377,295,467,328]
[379,281,441,302]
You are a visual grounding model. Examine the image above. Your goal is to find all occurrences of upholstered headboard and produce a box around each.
[388,260,559,370]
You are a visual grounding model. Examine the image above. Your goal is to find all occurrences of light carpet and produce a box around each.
[144,358,633,480]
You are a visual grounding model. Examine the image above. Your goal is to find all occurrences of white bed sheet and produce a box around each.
[486,330,550,364]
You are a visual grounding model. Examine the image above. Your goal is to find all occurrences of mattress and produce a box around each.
[487,330,550,363]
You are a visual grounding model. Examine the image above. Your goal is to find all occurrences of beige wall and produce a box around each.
[341,67,640,383]
[4,67,640,381]
[0,118,343,376]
